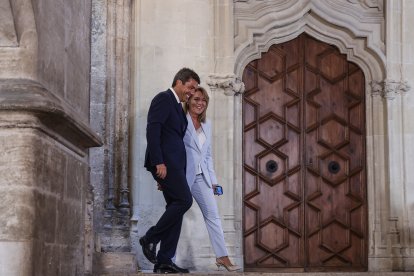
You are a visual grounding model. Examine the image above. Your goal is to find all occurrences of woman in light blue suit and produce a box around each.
[183,87,240,271]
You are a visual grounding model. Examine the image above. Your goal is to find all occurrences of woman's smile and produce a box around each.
[189,91,207,115]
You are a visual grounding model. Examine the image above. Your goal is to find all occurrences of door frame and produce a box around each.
[232,2,388,271]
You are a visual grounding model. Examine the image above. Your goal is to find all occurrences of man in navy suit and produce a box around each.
[140,68,200,274]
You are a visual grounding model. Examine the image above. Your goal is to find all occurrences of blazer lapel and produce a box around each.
[168,90,187,134]
[186,113,202,151]
[200,121,209,153]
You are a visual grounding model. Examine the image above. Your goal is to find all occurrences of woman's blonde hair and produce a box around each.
[183,86,210,123]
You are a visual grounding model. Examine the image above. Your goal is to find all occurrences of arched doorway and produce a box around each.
[242,34,367,272]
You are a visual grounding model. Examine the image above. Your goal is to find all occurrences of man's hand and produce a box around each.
[156,164,167,179]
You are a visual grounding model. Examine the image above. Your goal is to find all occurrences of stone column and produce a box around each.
[380,0,414,271]
[207,74,245,269]
[1,1,102,275]
[369,79,411,271]
[368,80,389,271]
[90,0,136,273]
[401,0,414,271]
[205,1,245,268]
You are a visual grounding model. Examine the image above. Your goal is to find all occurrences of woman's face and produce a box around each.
[188,90,207,116]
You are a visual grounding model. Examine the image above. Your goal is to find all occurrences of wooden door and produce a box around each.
[242,34,367,272]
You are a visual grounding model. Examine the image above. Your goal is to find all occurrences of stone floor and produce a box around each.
[102,272,413,276]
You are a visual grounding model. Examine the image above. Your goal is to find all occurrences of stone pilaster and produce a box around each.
[369,79,413,271]
[206,73,245,269]
[90,0,135,273]
[0,79,102,276]
[0,1,102,275]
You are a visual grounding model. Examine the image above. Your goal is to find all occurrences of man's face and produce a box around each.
[176,78,198,102]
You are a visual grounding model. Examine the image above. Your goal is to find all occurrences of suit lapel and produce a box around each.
[186,113,202,151]
[200,121,208,153]
[167,90,187,134]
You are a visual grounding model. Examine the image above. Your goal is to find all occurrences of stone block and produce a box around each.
[64,0,91,78]
[90,103,106,135]
[65,59,90,119]
[0,186,35,240]
[93,252,138,274]
[0,0,18,47]
[60,244,83,275]
[44,145,67,195]
[66,157,87,200]
[32,0,65,97]
[32,241,60,276]
[0,241,32,275]
[56,199,83,245]
[33,191,57,243]
[0,131,36,188]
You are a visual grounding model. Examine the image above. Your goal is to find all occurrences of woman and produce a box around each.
[183,86,240,271]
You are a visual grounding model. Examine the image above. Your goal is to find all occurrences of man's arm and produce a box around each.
[147,93,170,177]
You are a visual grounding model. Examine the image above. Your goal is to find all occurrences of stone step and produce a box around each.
[93,252,137,274]
[101,272,412,276]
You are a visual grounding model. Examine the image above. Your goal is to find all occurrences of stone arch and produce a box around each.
[233,0,386,82]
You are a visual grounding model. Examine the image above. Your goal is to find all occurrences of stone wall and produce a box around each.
[89,0,137,273]
[0,0,101,275]
[129,0,240,271]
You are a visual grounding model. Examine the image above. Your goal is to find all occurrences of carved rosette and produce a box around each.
[206,74,245,96]
[370,80,411,99]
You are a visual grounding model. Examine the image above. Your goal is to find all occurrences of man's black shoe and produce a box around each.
[139,236,157,264]
[153,262,189,274]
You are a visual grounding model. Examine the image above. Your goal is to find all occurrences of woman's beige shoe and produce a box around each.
[215,257,241,272]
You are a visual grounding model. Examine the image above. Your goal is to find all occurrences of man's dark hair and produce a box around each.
[172,67,200,87]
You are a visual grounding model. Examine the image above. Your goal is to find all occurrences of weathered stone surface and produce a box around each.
[93,252,138,274]
[0,131,36,240]
[0,0,102,274]
[100,273,414,276]
[60,244,83,275]
[0,79,102,151]
[0,124,89,275]
[32,241,60,276]
[57,200,83,245]
[66,157,88,200]
[0,0,18,46]
[0,186,35,239]
[90,0,133,266]
[0,241,32,275]
[33,191,57,243]
[0,0,37,79]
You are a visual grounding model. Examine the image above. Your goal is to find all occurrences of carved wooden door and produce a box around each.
[242,34,367,272]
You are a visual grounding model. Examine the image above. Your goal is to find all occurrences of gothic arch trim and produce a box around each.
[232,0,393,270]
[234,0,386,82]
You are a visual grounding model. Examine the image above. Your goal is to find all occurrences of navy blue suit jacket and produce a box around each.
[145,89,188,171]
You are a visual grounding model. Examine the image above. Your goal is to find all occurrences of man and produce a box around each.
[140,68,200,274]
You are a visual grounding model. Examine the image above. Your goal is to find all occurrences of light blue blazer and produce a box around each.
[183,113,218,189]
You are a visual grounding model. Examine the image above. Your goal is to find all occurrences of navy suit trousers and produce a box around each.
[146,168,193,264]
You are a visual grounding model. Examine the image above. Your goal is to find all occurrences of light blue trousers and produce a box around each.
[190,174,228,258]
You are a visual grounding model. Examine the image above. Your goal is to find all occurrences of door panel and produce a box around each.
[242,34,367,272]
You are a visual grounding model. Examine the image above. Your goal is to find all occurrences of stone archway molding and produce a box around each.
[230,0,414,271]
[234,0,386,82]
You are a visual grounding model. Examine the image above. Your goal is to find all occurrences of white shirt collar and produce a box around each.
[170,87,180,103]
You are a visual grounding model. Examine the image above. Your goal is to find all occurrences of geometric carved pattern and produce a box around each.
[243,34,367,271]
